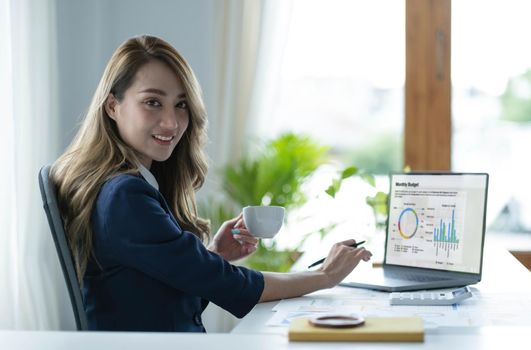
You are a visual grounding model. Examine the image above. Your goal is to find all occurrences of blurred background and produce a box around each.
[1,0,530,332]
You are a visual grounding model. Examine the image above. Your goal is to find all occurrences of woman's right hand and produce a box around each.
[259,239,372,302]
[317,239,372,288]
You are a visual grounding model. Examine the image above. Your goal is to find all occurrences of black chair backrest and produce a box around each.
[39,165,88,331]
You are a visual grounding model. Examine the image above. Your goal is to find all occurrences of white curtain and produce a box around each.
[202,0,292,332]
[204,0,292,188]
[0,0,73,330]
[209,0,265,169]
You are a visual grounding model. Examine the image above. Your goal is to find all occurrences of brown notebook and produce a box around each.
[288,317,424,342]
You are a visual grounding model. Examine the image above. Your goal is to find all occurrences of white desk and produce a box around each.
[2,241,531,349]
[1,327,530,350]
[231,241,531,348]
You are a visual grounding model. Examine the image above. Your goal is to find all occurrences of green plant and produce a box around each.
[324,166,375,198]
[366,191,389,230]
[222,133,329,210]
[200,133,329,271]
[501,69,531,122]
[325,166,388,234]
[199,132,385,272]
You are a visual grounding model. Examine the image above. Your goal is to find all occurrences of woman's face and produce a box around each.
[106,60,190,169]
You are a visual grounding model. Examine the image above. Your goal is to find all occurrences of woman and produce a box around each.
[51,35,372,332]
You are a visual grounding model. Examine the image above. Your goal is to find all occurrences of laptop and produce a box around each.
[341,172,489,292]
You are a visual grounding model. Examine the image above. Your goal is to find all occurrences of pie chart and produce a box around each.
[398,208,419,239]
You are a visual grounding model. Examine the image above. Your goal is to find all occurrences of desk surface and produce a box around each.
[2,327,531,350]
[2,241,531,349]
[231,242,531,348]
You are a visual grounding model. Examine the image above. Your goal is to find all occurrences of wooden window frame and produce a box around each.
[405,0,451,171]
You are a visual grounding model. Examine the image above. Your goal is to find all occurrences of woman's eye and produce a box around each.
[176,100,188,109]
[146,99,161,107]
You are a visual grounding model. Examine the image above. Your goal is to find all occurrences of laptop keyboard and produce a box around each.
[386,271,449,282]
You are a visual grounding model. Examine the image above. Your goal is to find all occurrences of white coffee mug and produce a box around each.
[243,205,285,239]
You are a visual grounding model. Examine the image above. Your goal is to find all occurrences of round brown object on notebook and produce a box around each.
[309,314,365,328]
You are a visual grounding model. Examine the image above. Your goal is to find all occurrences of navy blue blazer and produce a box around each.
[84,173,264,332]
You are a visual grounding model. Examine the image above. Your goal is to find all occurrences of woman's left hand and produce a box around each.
[207,213,258,262]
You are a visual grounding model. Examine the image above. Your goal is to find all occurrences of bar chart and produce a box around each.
[431,208,462,258]
[433,209,459,244]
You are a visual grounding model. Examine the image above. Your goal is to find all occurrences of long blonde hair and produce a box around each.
[51,35,210,283]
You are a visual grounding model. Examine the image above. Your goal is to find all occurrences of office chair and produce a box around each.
[39,165,89,331]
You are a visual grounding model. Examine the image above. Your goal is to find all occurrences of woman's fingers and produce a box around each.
[224,212,247,230]
[222,213,242,230]
[245,245,257,254]
[321,243,372,286]
[232,229,258,245]
[234,217,248,229]
[353,247,372,262]
[232,213,243,225]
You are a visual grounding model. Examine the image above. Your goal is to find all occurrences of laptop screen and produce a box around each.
[384,173,488,274]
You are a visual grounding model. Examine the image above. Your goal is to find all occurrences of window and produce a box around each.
[452,0,531,233]
[260,0,405,174]
[257,0,406,249]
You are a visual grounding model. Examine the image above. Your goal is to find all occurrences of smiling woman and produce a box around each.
[48,35,371,332]
[50,35,255,332]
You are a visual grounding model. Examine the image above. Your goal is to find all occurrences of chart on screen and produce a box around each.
[387,187,468,268]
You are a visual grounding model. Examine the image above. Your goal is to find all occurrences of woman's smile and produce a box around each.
[152,134,175,145]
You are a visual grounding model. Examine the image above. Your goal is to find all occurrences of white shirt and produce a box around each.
[138,164,159,191]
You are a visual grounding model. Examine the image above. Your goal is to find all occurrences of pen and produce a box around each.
[307,240,366,269]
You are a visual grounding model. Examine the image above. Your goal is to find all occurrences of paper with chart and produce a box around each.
[266,287,531,329]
